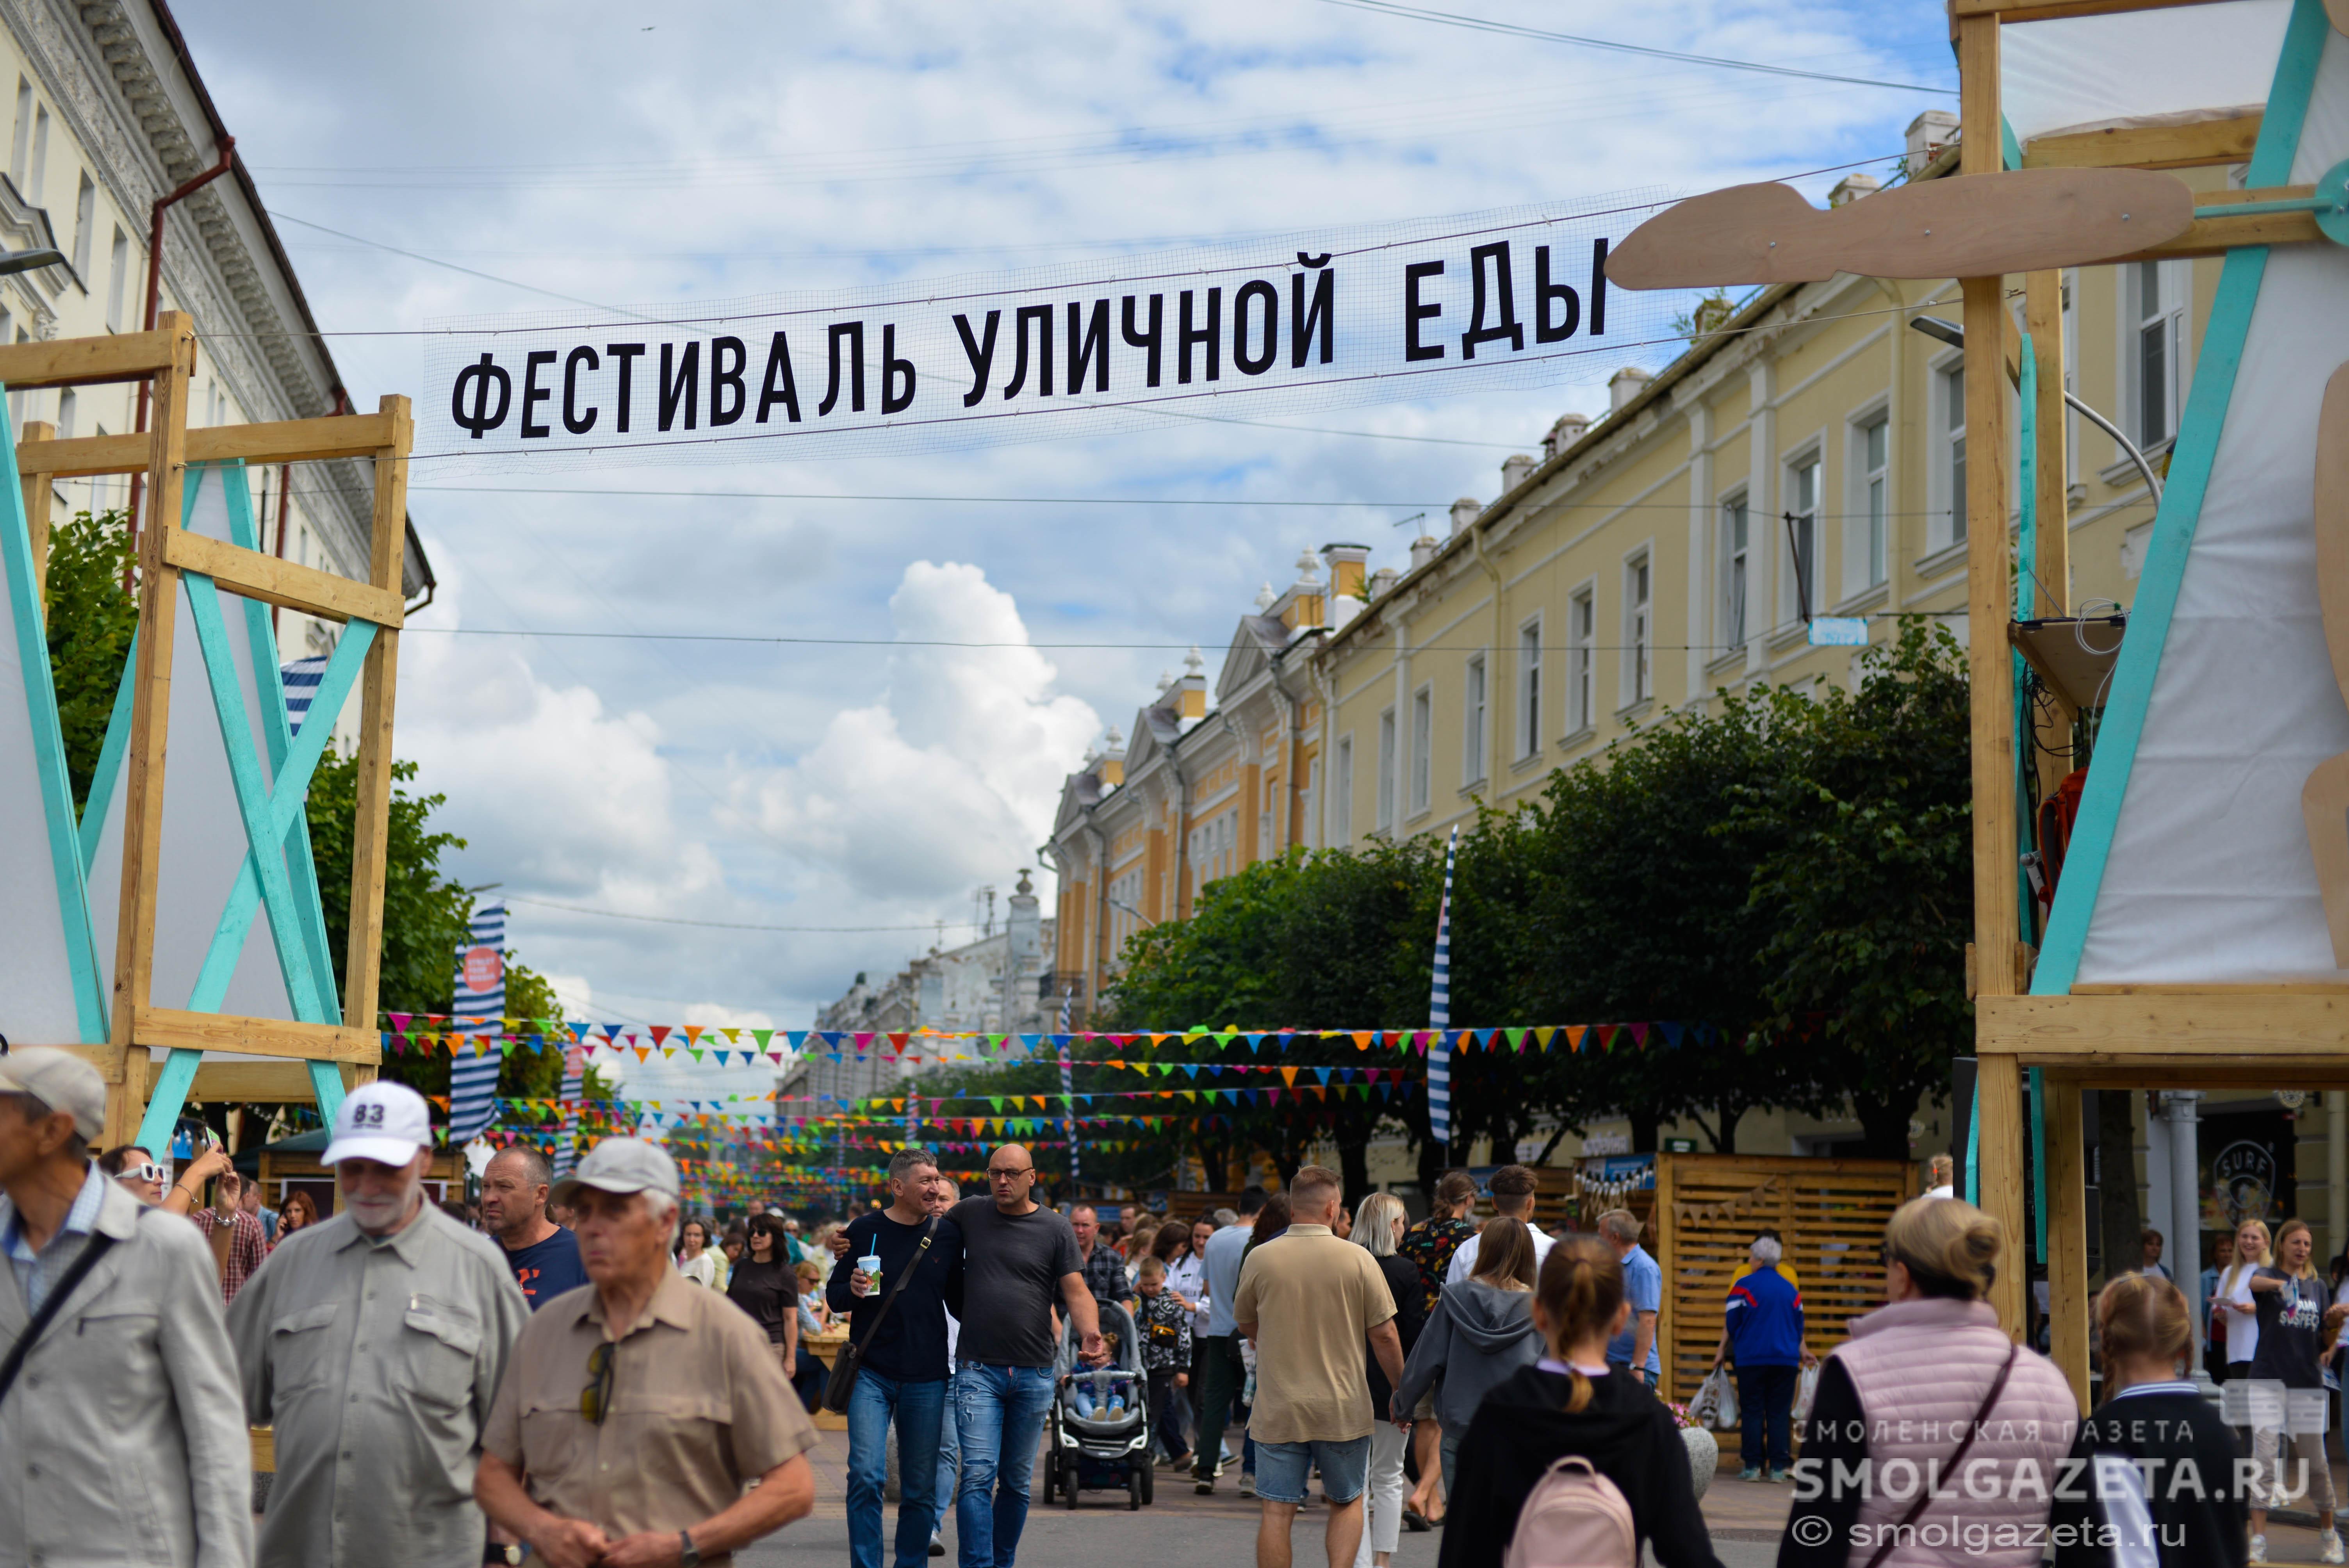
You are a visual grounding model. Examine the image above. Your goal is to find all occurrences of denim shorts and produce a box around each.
[1252,1435,1372,1505]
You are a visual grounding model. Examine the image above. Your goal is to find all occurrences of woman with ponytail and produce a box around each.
[1779,1196,2076,1568]
[1435,1235,1723,1568]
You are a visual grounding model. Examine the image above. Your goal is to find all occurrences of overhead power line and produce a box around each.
[504,892,986,934]
[1312,0,1956,94]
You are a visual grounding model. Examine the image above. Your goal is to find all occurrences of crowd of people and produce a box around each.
[2,1043,2338,1568]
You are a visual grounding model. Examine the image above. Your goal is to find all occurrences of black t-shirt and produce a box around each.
[726,1256,795,1344]
[2249,1268,2326,1387]
[503,1226,590,1311]
[950,1196,1084,1368]
[827,1210,964,1383]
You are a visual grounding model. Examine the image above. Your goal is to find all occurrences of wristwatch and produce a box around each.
[679,1530,702,1567]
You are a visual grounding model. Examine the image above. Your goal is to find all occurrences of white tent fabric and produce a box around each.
[2002,0,2291,142]
[86,471,299,1018]
[2076,25,2349,983]
[0,513,89,1043]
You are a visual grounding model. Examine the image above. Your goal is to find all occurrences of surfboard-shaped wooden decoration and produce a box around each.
[1606,167,2196,289]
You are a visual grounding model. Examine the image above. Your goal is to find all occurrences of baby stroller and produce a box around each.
[1039,1301,1155,1509]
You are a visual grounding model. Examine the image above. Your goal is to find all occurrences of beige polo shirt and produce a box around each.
[484,1268,818,1566]
[1231,1223,1396,1444]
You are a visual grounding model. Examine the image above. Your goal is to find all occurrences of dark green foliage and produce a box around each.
[41,509,137,811]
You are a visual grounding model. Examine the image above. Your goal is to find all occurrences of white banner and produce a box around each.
[419,189,1686,470]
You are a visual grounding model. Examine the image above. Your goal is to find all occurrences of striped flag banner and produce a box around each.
[1427,828,1458,1155]
[1057,985,1079,1192]
[280,656,330,734]
[553,1044,586,1179]
[448,905,507,1145]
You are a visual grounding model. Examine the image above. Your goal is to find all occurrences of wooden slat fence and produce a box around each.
[1655,1154,1914,1402]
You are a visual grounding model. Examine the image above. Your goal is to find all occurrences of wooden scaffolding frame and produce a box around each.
[1955,0,2348,1412]
[17,310,413,1150]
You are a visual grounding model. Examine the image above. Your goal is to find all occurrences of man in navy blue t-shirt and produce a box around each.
[481,1146,589,1310]
[832,1148,964,1568]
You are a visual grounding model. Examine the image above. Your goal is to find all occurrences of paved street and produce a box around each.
[740,1427,1782,1568]
[736,1428,2345,1568]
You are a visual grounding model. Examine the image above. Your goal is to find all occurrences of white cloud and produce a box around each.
[756,561,1101,899]
[173,0,1957,1028]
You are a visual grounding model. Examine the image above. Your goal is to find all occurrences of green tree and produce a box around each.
[41,508,137,810]
[1737,618,1973,1157]
[1509,688,1811,1153]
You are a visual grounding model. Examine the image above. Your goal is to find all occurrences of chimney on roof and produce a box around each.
[1409,535,1439,570]
[1608,366,1650,413]
[1501,453,1536,492]
[1176,647,1207,720]
[1906,110,1959,167]
[1320,541,1372,602]
[1098,725,1125,787]
[1543,412,1590,459]
[1829,173,1882,208]
[1367,565,1399,599]
[1276,548,1326,631]
[1449,497,1482,536]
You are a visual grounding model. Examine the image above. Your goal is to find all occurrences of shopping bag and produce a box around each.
[1791,1363,1821,1425]
[1690,1367,1738,1430]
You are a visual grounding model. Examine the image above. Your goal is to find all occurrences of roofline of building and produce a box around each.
[1320,146,1960,659]
[145,0,433,594]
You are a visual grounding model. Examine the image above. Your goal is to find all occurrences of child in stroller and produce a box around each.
[1044,1301,1158,1507]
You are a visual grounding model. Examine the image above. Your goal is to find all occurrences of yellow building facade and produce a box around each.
[1313,157,2222,853]
[1045,131,2244,1164]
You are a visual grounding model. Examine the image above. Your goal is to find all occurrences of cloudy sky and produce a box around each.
[173,1,1956,1069]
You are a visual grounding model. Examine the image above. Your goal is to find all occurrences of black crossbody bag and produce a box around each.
[822,1217,939,1415]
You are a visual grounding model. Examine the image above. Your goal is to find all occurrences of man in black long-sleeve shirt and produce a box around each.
[831,1149,965,1568]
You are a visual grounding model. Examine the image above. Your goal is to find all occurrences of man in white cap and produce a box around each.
[476,1137,818,1568]
[0,1047,252,1568]
[228,1078,529,1568]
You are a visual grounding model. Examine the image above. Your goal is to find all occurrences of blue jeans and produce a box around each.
[933,1372,960,1537]
[955,1363,1055,1568]
[848,1369,947,1568]
[1737,1363,1797,1473]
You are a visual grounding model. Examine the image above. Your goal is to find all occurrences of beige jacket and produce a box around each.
[0,1173,254,1568]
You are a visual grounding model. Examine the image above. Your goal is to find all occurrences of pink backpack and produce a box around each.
[1501,1454,1637,1568]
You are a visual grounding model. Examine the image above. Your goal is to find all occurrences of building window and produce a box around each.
[1332,739,1351,843]
[10,80,29,189]
[1781,455,1819,626]
[1463,655,1486,785]
[1568,589,1595,732]
[1623,555,1651,704]
[1719,494,1749,652]
[71,173,93,278]
[2132,260,2188,451]
[1301,756,1318,848]
[1410,686,1431,815]
[1376,709,1396,833]
[107,228,128,332]
[27,105,47,205]
[1942,362,1968,548]
[1517,618,1542,757]
[1857,415,1888,589]
[56,388,74,441]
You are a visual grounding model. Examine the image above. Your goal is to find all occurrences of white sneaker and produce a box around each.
[2322,1528,2344,1566]
[2250,1532,2268,1564]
